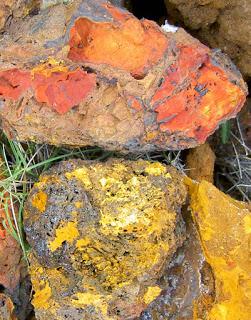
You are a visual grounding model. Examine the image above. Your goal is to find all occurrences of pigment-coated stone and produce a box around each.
[0,0,247,152]
[24,159,188,319]
[187,178,251,320]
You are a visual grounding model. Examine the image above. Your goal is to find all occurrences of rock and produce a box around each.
[0,159,33,320]
[0,293,17,320]
[141,214,215,320]
[187,178,251,320]
[24,159,187,320]
[186,142,215,183]
[165,0,251,79]
[0,0,247,152]
[0,0,39,33]
[0,196,22,293]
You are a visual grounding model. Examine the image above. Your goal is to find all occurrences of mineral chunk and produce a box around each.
[24,159,187,319]
[187,179,251,320]
[0,0,247,152]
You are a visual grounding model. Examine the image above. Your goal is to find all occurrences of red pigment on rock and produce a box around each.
[68,14,168,78]
[0,68,96,114]
[126,95,143,112]
[154,59,246,142]
[0,69,31,100]
[33,69,96,114]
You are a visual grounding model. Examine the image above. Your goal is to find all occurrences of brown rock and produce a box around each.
[24,159,187,319]
[0,158,33,320]
[0,293,17,320]
[186,142,215,183]
[165,0,251,79]
[0,0,247,152]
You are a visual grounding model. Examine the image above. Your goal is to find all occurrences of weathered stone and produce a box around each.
[165,0,251,79]
[186,142,215,183]
[24,159,187,319]
[0,0,247,152]
[0,293,17,320]
[187,178,251,320]
[141,214,215,320]
[0,0,39,33]
[0,158,33,320]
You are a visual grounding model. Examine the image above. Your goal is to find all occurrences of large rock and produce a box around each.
[187,178,251,320]
[165,0,251,79]
[24,159,188,319]
[0,0,247,152]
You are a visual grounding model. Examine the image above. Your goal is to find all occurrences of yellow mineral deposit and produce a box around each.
[187,179,251,320]
[31,191,47,213]
[48,221,79,252]
[143,286,162,305]
[65,167,92,189]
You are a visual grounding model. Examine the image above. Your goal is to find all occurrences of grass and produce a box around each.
[216,118,251,201]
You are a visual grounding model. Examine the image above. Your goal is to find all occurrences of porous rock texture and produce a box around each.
[0,0,247,152]
[187,178,251,320]
[24,159,188,319]
[165,0,251,79]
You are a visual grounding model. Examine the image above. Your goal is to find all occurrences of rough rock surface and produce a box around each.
[24,159,187,319]
[0,158,33,320]
[0,0,39,33]
[0,0,247,152]
[165,0,251,79]
[187,178,251,320]
[141,214,215,320]
[0,293,17,320]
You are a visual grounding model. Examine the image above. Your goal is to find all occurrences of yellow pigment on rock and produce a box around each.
[75,201,83,209]
[187,179,251,320]
[65,167,92,189]
[31,191,47,212]
[32,281,52,309]
[143,286,162,304]
[144,162,167,175]
[71,162,178,290]
[49,221,79,252]
[31,58,68,78]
